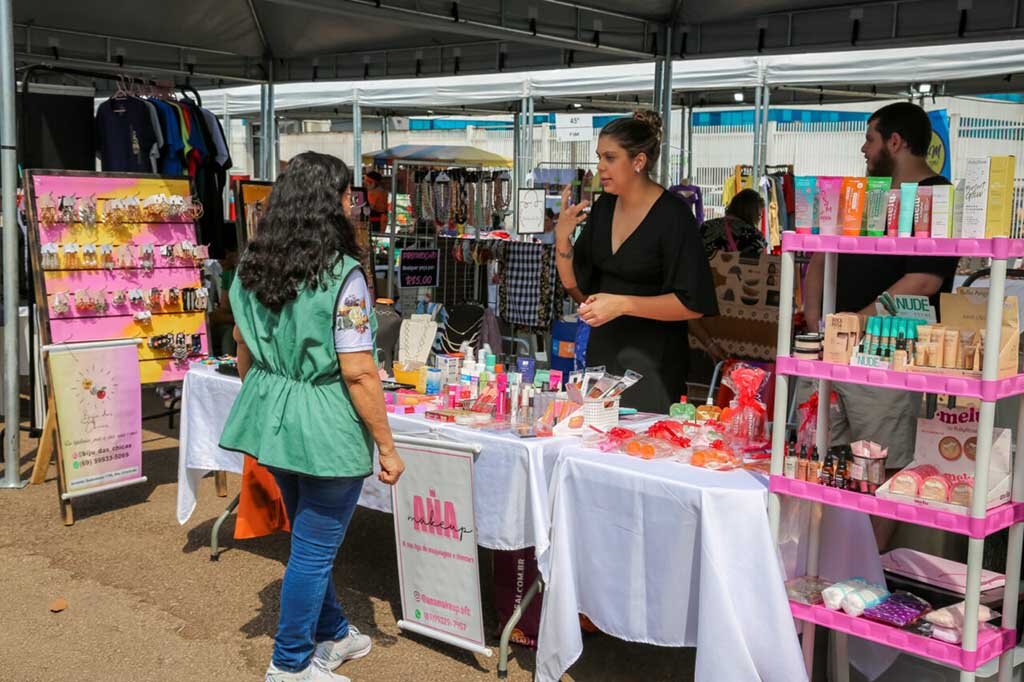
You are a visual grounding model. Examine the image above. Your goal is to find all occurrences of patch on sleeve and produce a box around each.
[336,295,370,334]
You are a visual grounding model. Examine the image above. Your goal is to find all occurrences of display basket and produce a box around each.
[583,397,620,431]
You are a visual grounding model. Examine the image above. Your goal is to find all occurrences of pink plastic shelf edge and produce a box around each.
[775,357,1024,401]
[789,602,1015,671]
[769,476,1024,538]
[781,233,1024,258]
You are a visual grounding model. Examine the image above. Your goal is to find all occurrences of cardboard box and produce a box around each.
[930,184,953,239]
[877,406,1011,512]
[985,155,1016,238]
[941,290,1019,378]
[961,157,990,239]
[823,313,864,364]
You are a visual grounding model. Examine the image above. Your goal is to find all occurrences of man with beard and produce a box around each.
[804,102,956,546]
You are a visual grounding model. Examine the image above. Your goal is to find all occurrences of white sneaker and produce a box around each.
[313,626,373,671]
[265,662,351,682]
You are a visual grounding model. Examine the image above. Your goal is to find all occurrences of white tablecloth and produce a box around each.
[534,446,892,682]
[176,365,576,550]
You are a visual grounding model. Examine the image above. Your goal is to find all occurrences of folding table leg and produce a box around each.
[497,575,543,678]
[210,494,240,561]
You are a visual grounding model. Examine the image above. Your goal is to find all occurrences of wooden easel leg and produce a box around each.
[215,470,228,497]
[31,396,56,485]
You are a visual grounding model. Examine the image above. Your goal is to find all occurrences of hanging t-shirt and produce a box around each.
[151,99,186,176]
[200,108,231,168]
[94,97,159,173]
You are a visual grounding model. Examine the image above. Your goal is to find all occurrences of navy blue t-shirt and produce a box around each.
[95,97,158,173]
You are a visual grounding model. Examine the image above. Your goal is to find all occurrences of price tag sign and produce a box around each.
[399,248,440,289]
[554,113,594,141]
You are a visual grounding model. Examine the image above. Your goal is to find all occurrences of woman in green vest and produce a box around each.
[220,151,404,682]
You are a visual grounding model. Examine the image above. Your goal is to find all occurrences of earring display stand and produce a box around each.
[25,170,211,524]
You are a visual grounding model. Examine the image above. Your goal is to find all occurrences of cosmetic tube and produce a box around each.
[898,182,918,236]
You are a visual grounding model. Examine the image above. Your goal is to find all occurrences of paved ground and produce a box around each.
[0,392,697,681]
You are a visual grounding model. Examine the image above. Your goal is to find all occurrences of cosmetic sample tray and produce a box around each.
[789,601,1016,671]
[770,476,1024,538]
[775,356,1024,402]
[781,233,1024,258]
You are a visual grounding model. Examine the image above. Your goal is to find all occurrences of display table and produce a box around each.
[534,446,892,682]
[176,365,577,550]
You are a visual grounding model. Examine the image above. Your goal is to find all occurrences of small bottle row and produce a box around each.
[149,332,204,361]
[50,286,209,315]
[40,240,210,271]
[36,193,204,227]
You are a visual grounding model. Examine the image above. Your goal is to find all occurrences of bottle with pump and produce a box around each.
[784,440,798,478]
[796,444,808,481]
[819,449,834,486]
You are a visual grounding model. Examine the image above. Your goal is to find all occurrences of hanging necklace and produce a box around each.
[418,173,434,224]
[433,172,451,229]
[482,174,494,228]
[453,173,469,227]
[493,171,510,213]
[466,177,476,228]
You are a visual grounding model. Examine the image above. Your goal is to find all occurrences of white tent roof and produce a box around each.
[199,38,1024,116]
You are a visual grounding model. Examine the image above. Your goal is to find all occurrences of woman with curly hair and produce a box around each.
[219,151,404,682]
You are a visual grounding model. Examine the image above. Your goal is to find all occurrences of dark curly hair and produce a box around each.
[238,151,362,311]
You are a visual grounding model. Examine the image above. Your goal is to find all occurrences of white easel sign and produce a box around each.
[392,435,491,657]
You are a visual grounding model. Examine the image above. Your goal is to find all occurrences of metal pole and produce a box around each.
[269,81,278,181]
[386,159,398,297]
[686,100,694,181]
[512,103,521,234]
[352,95,362,175]
[752,85,761,180]
[527,95,534,188]
[652,58,664,126]
[760,83,771,176]
[222,94,231,221]
[659,26,673,186]
[258,84,269,180]
[0,0,24,489]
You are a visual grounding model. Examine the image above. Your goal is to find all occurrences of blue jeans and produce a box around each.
[270,470,365,672]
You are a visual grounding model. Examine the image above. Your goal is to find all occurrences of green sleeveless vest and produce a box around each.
[219,256,376,478]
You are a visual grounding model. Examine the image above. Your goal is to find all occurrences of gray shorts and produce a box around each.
[830,383,922,470]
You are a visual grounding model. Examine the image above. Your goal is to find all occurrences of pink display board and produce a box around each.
[27,171,210,384]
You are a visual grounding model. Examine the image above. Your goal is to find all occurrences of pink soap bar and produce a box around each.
[920,474,952,502]
[889,464,940,496]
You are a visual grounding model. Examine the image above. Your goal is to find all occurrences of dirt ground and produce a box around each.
[0,392,697,682]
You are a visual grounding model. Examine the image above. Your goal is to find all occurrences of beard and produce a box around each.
[867,147,894,177]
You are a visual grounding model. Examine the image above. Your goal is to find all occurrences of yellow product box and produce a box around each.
[986,155,1016,238]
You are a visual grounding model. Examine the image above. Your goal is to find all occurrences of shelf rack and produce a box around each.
[767,234,1024,682]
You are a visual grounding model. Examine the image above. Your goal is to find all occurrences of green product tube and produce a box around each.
[898,182,919,236]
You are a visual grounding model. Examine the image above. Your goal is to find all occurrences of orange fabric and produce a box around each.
[234,456,290,539]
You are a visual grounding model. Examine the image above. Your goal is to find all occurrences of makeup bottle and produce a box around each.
[879,317,892,358]
[810,446,821,483]
[819,449,834,487]
[784,441,798,478]
[868,317,881,356]
[796,444,808,481]
[833,451,847,490]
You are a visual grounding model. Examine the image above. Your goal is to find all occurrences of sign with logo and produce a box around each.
[398,248,439,288]
[46,340,145,497]
[392,437,487,654]
[927,110,951,180]
[876,295,937,323]
[554,113,594,141]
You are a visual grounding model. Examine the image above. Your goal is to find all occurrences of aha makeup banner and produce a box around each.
[392,437,487,654]
[47,340,144,496]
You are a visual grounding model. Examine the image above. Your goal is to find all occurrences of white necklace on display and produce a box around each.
[433,172,451,229]
[399,318,437,364]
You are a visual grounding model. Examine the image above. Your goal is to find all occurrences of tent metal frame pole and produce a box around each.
[512,102,522,234]
[0,0,23,489]
[526,95,534,188]
[222,94,232,221]
[752,85,761,180]
[387,159,398,297]
[352,95,362,174]
[652,58,663,125]
[760,83,771,176]
[258,84,268,179]
[658,25,672,185]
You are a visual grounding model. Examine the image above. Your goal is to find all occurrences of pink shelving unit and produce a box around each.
[789,601,1016,672]
[775,356,1024,402]
[781,233,1024,259]
[769,475,1024,538]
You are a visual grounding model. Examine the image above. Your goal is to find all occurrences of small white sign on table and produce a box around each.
[554,113,594,141]
[392,434,491,657]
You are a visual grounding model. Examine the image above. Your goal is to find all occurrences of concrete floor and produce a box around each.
[0,393,697,681]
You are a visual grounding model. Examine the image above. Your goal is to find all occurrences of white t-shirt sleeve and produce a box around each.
[334,270,374,353]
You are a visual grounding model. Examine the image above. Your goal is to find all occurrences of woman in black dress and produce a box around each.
[555,110,718,413]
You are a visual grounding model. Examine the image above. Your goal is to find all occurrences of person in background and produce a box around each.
[699,189,767,260]
[219,152,404,682]
[538,207,557,245]
[209,228,239,355]
[688,189,768,363]
[555,109,719,412]
[803,102,956,547]
[364,171,388,233]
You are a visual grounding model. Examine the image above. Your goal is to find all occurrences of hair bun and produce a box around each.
[633,109,663,144]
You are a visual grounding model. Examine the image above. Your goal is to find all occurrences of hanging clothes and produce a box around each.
[94,96,159,173]
[498,242,562,331]
[668,184,705,226]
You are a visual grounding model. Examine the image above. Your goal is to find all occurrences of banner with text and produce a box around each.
[392,440,485,651]
[48,341,143,495]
